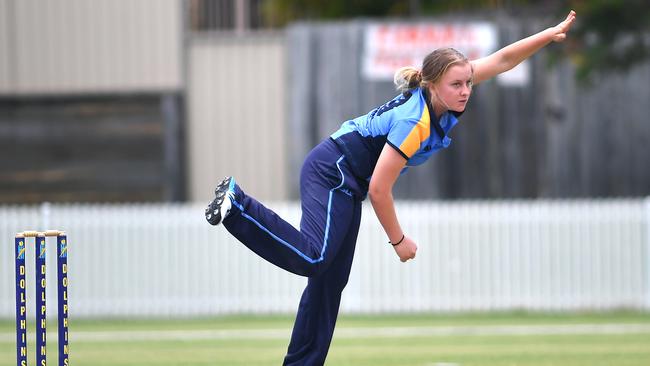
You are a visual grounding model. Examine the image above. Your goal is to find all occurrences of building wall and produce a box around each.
[0,0,187,203]
[186,33,289,201]
[0,97,174,203]
[0,0,182,95]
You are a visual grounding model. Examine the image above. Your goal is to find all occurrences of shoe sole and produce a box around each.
[205,177,233,226]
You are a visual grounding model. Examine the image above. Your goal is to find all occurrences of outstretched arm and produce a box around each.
[471,10,576,85]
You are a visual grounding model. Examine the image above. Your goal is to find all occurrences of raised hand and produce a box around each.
[551,10,576,42]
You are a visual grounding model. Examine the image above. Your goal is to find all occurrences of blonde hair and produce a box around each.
[393,47,470,92]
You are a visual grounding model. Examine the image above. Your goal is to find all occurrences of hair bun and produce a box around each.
[393,66,421,92]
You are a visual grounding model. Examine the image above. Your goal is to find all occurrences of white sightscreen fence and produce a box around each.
[1,199,649,318]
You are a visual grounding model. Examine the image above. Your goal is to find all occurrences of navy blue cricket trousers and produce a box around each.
[222,138,366,365]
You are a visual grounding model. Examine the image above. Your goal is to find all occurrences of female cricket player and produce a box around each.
[205,10,576,365]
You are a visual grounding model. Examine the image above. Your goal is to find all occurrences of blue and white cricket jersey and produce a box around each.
[330,87,462,181]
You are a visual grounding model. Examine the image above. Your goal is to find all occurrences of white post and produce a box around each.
[40,201,51,231]
[235,0,247,34]
[645,197,650,310]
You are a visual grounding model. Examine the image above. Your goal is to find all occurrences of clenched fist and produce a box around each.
[393,235,417,262]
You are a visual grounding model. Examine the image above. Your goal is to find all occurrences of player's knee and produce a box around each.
[300,261,324,277]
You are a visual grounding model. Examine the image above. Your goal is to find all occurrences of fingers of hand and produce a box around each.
[565,11,576,28]
[404,247,417,262]
[559,11,576,31]
[566,10,576,22]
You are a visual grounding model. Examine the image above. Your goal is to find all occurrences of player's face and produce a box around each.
[433,63,473,114]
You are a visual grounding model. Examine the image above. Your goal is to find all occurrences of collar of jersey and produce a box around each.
[421,88,447,149]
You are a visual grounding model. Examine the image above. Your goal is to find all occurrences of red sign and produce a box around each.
[363,22,497,80]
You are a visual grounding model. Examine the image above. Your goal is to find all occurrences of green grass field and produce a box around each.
[2,312,650,366]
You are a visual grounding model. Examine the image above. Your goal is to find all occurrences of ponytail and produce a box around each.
[393,66,422,92]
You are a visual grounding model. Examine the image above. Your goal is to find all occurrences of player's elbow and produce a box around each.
[368,181,391,203]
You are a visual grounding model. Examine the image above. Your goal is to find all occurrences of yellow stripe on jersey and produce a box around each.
[398,105,430,158]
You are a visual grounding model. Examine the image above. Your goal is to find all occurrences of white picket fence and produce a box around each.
[1,199,649,319]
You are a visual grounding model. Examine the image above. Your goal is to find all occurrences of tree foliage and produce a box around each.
[260,0,410,25]
[565,0,650,82]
